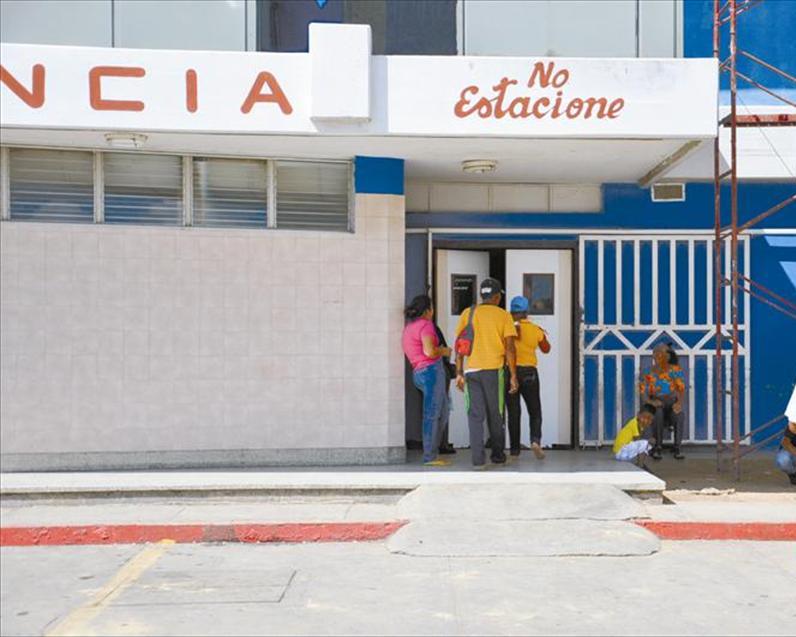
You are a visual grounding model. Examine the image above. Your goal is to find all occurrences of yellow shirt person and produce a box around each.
[612,405,656,464]
[514,318,547,367]
[454,278,518,468]
[506,295,551,459]
[612,417,642,455]
[455,304,517,371]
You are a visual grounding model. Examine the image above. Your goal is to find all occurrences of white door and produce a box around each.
[505,250,573,447]
[435,249,490,448]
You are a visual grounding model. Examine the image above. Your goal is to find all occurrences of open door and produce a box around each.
[435,249,490,448]
[506,249,573,447]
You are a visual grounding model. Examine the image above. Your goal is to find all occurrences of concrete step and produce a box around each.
[0,496,402,527]
[0,465,665,501]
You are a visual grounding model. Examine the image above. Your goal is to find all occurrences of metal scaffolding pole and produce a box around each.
[713,0,796,481]
[712,0,724,471]
[729,0,741,481]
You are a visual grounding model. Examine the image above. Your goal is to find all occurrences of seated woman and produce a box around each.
[402,295,452,467]
[639,343,686,460]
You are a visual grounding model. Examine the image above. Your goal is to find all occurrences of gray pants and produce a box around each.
[465,369,506,466]
[645,394,685,450]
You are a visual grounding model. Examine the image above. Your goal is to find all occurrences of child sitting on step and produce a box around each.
[613,404,657,467]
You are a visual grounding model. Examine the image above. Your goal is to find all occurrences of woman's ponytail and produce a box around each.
[404,295,432,321]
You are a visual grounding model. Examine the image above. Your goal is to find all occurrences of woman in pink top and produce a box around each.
[402,295,452,466]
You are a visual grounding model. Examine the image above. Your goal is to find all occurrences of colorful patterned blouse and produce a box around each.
[639,364,686,398]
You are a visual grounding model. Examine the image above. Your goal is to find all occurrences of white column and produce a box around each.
[633,239,641,326]
[93,152,104,223]
[0,146,9,220]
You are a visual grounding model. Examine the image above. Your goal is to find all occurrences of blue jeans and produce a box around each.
[413,360,448,463]
[775,448,796,474]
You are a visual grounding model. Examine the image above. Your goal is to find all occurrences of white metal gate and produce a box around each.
[578,233,751,446]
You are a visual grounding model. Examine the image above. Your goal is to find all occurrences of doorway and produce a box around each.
[433,244,577,449]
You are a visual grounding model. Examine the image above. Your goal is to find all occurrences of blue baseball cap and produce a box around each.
[510,296,529,313]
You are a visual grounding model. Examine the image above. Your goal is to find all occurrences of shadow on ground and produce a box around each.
[645,448,793,493]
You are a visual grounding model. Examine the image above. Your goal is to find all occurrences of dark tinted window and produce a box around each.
[384,0,456,55]
[523,273,555,316]
[258,0,343,52]
[257,0,456,55]
[451,274,477,315]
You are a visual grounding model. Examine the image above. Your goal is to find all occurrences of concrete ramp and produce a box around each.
[387,519,660,557]
[396,484,648,521]
[389,484,658,557]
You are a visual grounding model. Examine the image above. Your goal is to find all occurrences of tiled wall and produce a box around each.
[0,193,406,469]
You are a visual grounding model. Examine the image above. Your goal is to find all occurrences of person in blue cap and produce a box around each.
[506,295,551,459]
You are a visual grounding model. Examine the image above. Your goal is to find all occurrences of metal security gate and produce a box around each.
[578,234,751,446]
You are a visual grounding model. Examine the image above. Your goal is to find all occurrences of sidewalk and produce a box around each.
[0,449,666,498]
[646,448,793,493]
[3,481,794,549]
[4,451,793,551]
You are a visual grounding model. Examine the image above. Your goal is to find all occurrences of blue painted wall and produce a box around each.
[682,0,796,440]
[407,183,795,230]
[354,156,405,195]
[684,0,796,105]
[751,234,796,442]
[406,182,796,445]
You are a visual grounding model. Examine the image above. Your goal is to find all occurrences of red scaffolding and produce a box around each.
[712,0,796,480]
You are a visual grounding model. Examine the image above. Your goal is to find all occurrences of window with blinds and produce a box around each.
[104,153,182,226]
[3,148,354,233]
[193,157,267,228]
[275,161,350,231]
[8,148,94,223]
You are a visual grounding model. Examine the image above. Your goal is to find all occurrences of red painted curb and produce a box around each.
[635,520,796,541]
[0,521,407,547]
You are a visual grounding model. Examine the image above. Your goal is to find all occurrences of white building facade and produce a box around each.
[1,0,793,470]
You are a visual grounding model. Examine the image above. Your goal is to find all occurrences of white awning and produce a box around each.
[1,24,721,184]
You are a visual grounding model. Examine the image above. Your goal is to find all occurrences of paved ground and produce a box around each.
[6,447,792,500]
[646,448,793,493]
[2,540,794,637]
[2,454,794,636]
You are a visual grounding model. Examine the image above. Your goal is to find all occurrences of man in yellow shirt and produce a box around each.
[455,278,519,468]
[613,404,656,466]
[506,296,551,459]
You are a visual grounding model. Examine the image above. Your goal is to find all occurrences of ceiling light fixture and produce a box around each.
[462,159,497,174]
[104,132,148,149]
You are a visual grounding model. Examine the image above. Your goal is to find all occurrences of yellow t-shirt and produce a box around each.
[612,417,641,455]
[515,319,546,367]
[455,304,517,371]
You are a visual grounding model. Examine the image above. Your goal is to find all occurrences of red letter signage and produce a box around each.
[185,69,198,113]
[0,63,45,108]
[89,66,145,111]
[454,62,624,123]
[241,72,293,115]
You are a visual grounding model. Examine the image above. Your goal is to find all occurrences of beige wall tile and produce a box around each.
[1,193,405,460]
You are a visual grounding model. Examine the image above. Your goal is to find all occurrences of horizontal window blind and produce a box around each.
[193,157,267,228]
[276,161,350,231]
[3,146,354,233]
[104,153,182,226]
[9,148,94,223]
